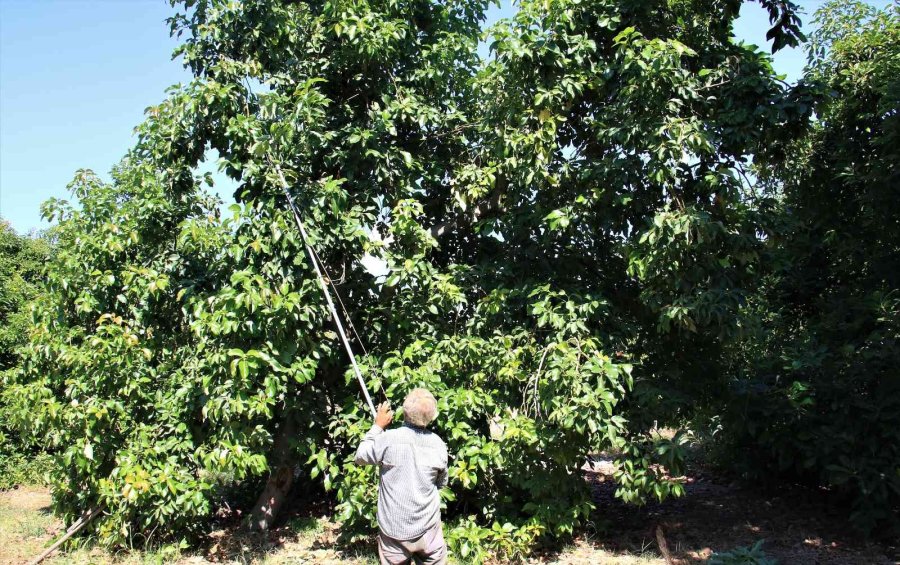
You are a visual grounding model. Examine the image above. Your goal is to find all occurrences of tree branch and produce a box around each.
[429,176,507,240]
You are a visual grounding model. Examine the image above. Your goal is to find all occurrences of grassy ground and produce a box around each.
[2,460,897,564]
[0,486,378,565]
[0,486,660,565]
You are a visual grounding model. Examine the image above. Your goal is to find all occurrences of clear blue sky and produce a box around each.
[0,0,884,234]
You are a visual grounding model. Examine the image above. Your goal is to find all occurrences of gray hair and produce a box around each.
[402,388,438,427]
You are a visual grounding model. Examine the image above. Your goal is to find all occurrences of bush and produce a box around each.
[709,540,777,565]
[0,220,53,490]
[0,451,55,491]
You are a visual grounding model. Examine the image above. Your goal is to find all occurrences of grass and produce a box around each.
[0,487,187,564]
[0,486,379,565]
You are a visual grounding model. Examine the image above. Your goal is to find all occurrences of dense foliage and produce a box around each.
[716,0,899,535]
[0,220,53,489]
[5,0,895,559]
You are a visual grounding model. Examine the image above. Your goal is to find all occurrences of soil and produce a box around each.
[530,457,899,564]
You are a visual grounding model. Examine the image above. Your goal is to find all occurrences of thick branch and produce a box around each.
[429,176,508,240]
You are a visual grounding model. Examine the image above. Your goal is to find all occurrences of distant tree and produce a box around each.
[0,220,52,489]
[0,220,50,369]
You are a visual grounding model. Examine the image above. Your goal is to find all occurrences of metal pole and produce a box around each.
[271,162,377,417]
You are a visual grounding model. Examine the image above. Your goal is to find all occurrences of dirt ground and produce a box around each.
[569,458,899,565]
[2,462,897,565]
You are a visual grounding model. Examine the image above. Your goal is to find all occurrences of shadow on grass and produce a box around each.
[199,488,378,564]
[12,457,898,565]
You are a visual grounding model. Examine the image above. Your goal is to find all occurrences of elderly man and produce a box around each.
[355,388,449,565]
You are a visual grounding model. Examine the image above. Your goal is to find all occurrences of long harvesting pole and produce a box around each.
[271,160,377,418]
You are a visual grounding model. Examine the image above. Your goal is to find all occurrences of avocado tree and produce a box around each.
[717,0,900,534]
[0,221,50,373]
[6,0,809,559]
[0,220,52,489]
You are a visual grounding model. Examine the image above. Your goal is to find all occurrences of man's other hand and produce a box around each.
[375,401,393,429]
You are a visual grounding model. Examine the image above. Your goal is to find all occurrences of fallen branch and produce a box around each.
[28,505,104,565]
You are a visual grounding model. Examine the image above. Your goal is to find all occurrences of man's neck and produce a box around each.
[403,422,428,432]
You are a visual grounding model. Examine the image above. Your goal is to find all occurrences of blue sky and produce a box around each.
[0,1,883,234]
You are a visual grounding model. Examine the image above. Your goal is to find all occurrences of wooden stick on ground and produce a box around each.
[28,505,103,565]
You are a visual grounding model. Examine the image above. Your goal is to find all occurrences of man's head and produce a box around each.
[402,388,438,427]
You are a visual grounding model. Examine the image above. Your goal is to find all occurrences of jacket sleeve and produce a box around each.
[354,425,385,466]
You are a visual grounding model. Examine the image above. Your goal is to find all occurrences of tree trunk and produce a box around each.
[248,413,297,531]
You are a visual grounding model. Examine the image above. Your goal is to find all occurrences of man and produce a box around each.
[355,388,449,565]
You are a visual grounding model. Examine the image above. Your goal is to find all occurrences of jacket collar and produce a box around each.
[403,422,428,432]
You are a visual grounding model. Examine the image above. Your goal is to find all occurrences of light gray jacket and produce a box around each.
[355,423,449,540]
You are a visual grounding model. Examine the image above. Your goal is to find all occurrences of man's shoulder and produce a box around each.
[426,430,448,458]
[377,426,423,442]
[377,427,405,443]
[430,431,447,449]
[432,433,448,465]
[384,426,446,447]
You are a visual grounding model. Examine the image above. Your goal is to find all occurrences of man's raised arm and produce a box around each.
[354,401,393,466]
